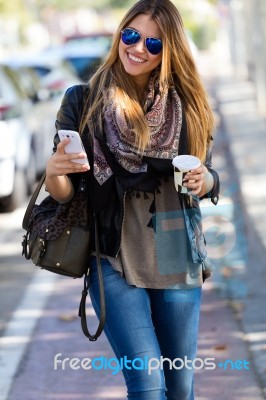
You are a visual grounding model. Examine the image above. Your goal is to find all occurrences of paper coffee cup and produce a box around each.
[172,155,201,194]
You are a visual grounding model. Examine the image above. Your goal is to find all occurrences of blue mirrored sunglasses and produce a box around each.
[121,28,163,55]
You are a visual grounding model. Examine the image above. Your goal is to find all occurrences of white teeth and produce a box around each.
[128,53,145,63]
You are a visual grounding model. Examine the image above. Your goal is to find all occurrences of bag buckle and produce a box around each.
[37,239,46,260]
[21,232,30,259]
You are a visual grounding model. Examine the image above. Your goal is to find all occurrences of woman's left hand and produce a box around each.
[182,164,207,196]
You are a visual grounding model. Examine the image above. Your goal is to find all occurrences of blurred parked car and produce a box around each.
[7,55,79,99]
[0,65,33,212]
[0,58,80,212]
[43,32,113,82]
[7,57,80,174]
[57,45,108,82]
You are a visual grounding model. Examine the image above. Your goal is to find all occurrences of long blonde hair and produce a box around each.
[81,0,215,161]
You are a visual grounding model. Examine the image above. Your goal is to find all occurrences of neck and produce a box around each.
[132,74,150,93]
[133,81,149,105]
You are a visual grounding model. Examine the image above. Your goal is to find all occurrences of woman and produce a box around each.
[45,0,219,399]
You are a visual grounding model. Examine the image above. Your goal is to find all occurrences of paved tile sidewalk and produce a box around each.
[200,47,266,398]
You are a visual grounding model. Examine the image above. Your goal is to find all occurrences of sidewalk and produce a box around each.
[199,47,266,398]
[3,273,263,400]
[212,55,266,397]
[1,50,266,400]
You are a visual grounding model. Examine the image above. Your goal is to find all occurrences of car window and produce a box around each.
[0,67,19,103]
[65,56,102,81]
[31,66,52,77]
[1,65,30,100]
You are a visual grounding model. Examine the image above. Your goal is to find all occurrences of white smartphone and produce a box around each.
[58,130,89,166]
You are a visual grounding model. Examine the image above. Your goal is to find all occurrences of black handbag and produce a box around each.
[21,173,105,341]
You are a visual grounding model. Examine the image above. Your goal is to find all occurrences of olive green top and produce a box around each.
[104,177,203,289]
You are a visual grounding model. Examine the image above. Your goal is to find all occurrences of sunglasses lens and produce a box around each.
[146,38,163,55]
[121,28,163,55]
[121,28,141,45]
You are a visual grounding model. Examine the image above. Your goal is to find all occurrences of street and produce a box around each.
[0,206,34,337]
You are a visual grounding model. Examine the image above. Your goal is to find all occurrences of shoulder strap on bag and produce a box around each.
[78,216,106,341]
[22,173,106,341]
[22,172,46,231]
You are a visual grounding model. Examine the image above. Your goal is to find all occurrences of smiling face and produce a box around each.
[119,13,162,89]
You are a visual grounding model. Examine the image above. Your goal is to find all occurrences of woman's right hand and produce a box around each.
[45,139,89,202]
[46,139,90,178]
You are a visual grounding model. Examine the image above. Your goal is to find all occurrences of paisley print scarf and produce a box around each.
[93,74,182,186]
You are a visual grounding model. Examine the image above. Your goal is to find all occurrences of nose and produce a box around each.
[134,37,146,52]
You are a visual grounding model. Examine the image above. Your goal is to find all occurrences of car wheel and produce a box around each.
[0,169,27,213]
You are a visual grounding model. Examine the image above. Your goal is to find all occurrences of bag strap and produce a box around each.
[22,172,106,341]
[22,172,46,231]
[78,216,106,341]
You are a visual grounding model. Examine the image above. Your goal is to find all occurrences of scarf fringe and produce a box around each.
[127,189,157,230]
[128,189,151,200]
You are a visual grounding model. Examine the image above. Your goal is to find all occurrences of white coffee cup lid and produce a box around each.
[172,155,201,170]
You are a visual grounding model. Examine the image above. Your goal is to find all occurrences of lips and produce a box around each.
[127,52,146,63]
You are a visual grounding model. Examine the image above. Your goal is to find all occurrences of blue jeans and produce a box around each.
[88,257,202,400]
